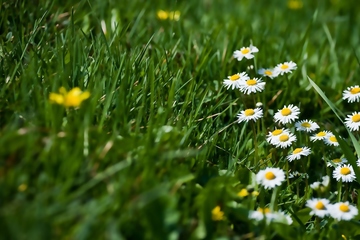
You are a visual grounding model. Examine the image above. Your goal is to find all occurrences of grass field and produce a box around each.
[2,0,360,239]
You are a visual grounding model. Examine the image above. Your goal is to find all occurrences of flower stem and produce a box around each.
[337,180,342,202]
[343,183,349,201]
[270,187,279,211]
[251,121,258,168]
[286,160,290,186]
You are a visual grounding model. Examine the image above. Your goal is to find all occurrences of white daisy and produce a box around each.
[329,202,358,221]
[258,68,278,79]
[326,158,348,167]
[306,198,331,218]
[342,85,360,103]
[309,181,320,190]
[256,167,285,189]
[310,176,330,190]
[295,120,320,132]
[266,128,291,145]
[345,112,360,131]
[333,164,356,182]
[238,78,266,94]
[223,72,249,90]
[324,134,340,147]
[286,146,311,162]
[273,211,293,225]
[273,132,297,148]
[249,207,271,221]
[274,61,297,75]
[233,45,259,61]
[274,104,300,124]
[321,175,330,187]
[310,130,332,142]
[268,211,293,225]
[237,107,263,123]
[357,158,360,167]
[249,208,292,225]
[280,212,294,225]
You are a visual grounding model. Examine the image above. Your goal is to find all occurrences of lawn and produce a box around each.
[1,0,360,239]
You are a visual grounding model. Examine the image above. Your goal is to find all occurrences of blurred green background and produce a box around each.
[1,0,360,239]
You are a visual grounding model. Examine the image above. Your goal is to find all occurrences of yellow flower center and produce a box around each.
[258,207,271,214]
[280,64,289,70]
[352,114,360,122]
[329,136,337,142]
[339,204,350,212]
[264,70,272,76]
[340,167,351,175]
[241,48,250,54]
[316,131,326,137]
[293,148,303,154]
[315,201,325,210]
[265,172,276,180]
[350,87,360,94]
[244,109,255,116]
[281,108,292,116]
[301,122,311,128]
[272,129,283,136]
[279,134,289,142]
[246,79,257,86]
[332,158,341,163]
[229,74,240,81]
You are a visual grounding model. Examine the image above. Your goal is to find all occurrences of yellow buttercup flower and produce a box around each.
[237,188,259,197]
[211,206,224,221]
[287,0,303,10]
[252,191,259,197]
[287,0,304,10]
[238,189,249,197]
[157,10,180,21]
[49,87,90,108]
[157,10,168,20]
[18,184,28,192]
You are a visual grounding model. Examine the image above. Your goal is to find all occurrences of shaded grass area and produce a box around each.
[1,0,360,239]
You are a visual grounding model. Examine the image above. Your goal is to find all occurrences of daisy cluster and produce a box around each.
[220,45,360,225]
[223,45,297,95]
[222,45,300,222]
[262,105,359,221]
[343,85,360,131]
[248,207,293,225]
[306,199,358,221]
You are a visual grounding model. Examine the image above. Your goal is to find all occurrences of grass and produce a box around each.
[2,0,360,239]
